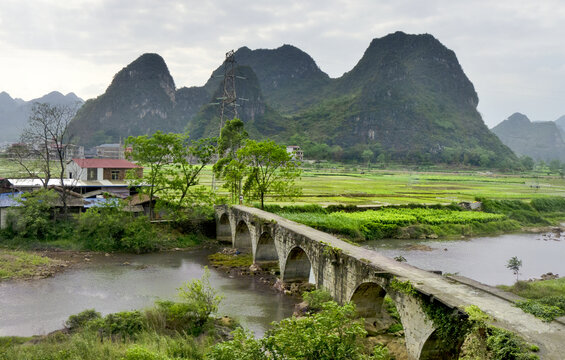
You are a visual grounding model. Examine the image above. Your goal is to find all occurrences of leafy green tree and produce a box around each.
[361,149,374,169]
[239,139,302,209]
[213,119,248,203]
[126,131,215,217]
[549,159,562,174]
[13,189,58,239]
[167,137,216,210]
[519,156,535,171]
[506,256,522,282]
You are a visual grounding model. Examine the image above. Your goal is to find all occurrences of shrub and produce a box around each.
[302,289,333,312]
[65,309,101,332]
[515,298,565,322]
[148,301,196,333]
[506,210,549,225]
[206,328,266,360]
[263,204,327,214]
[530,197,565,213]
[12,189,59,240]
[123,345,170,360]
[176,267,222,332]
[360,222,399,239]
[209,301,370,360]
[76,201,157,253]
[120,216,159,253]
[372,344,393,360]
[486,327,539,360]
[89,310,146,340]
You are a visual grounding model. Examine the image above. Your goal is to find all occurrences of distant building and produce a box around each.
[66,158,142,181]
[96,143,125,159]
[286,145,304,161]
[63,144,85,160]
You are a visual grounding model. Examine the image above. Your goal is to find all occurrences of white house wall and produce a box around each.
[66,162,87,180]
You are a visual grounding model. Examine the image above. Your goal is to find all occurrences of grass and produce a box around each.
[500,278,565,300]
[499,279,565,322]
[0,250,63,280]
[208,253,253,268]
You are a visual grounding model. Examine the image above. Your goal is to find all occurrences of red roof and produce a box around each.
[72,158,141,169]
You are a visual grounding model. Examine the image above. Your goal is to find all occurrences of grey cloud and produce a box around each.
[1,0,565,126]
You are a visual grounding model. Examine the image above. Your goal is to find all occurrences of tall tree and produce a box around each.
[126,131,216,218]
[10,102,78,216]
[167,137,216,210]
[213,119,248,203]
[239,139,302,209]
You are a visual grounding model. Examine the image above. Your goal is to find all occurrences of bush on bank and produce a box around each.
[0,192,214,253]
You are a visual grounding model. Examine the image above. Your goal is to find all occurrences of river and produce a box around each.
[0,249,297,337]
[363,231,565,286]
[2,231,563,337]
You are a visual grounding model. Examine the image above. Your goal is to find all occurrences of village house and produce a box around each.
[0,193,19,229]
[66,158,142,181]
[286,145,304,161]
[0,178,11,194]
[95,143,126,159]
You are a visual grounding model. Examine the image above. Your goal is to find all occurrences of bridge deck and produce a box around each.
[236,205,565,359]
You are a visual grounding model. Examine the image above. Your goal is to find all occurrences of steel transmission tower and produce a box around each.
[218,50,238,131]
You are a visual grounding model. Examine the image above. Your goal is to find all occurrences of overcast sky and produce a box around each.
[1,0,564,127]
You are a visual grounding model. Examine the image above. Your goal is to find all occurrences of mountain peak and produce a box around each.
[109,53,175,91]
[506,112,531,124]
[493,112,565,161]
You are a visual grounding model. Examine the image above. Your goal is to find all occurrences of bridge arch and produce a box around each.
[283,246,314,283]
[217,213,232,243]
[350,282,398,332]
[234,220,252,250]
[255,231,278,263]
[419,321,464,359]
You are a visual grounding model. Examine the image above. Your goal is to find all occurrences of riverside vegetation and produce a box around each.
[264,196,565,242]
[0,281,396,360]
[0,286,542,360]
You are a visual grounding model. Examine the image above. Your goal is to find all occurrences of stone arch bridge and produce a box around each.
[216,205,565,360]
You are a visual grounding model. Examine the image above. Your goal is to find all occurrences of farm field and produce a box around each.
[3,157,565,207]
[190,165,565,206]
[292,169,565,206]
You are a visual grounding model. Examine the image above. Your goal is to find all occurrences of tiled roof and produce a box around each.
[0,193,21,207]
[72,158,141,169]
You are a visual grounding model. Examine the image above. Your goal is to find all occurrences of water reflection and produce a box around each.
[363,232,565,286]
[0,249,297,337]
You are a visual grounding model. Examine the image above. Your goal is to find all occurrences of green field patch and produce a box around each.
[278,206,510,241]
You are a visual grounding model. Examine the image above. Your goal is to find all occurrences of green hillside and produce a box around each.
[68,33,518,167]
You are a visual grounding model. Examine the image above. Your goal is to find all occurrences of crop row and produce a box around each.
[279,208,507,241]
[335,208,506,225]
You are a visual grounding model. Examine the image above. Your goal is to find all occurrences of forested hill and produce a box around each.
[67,32,517,166]
[492,113,565,162]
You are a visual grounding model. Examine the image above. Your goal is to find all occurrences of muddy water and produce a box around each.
[363,232,565,286]
[0,249,297,337]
